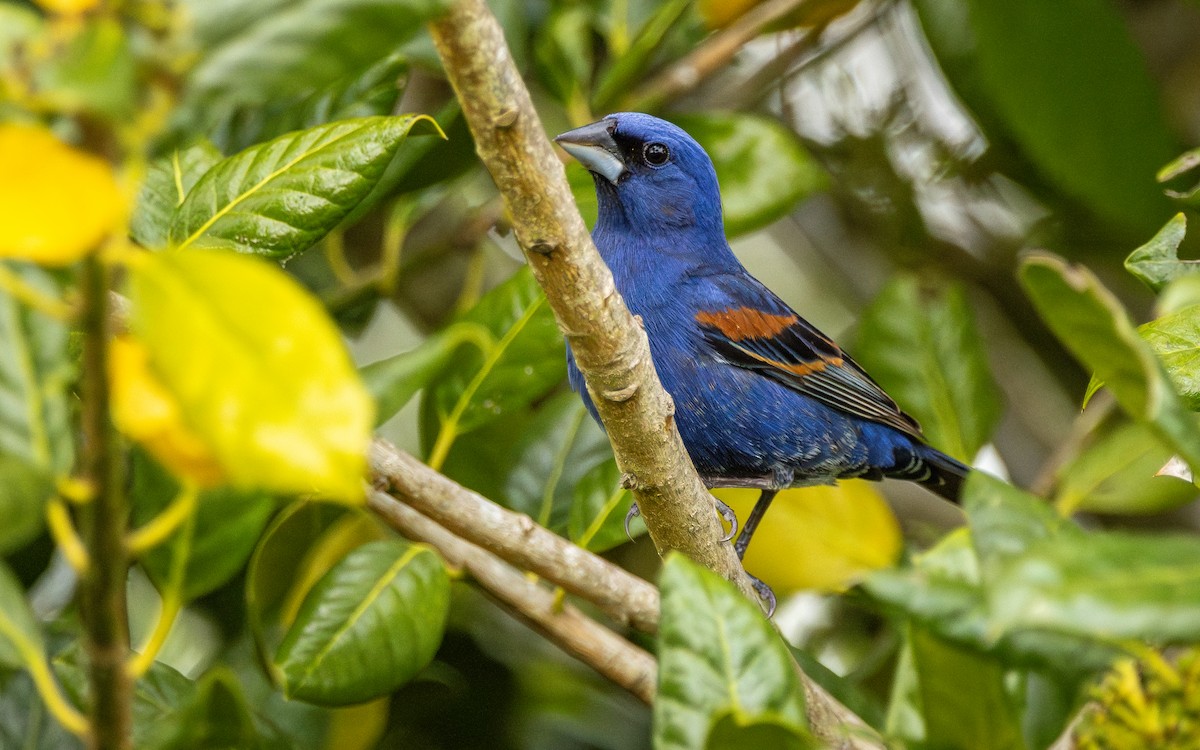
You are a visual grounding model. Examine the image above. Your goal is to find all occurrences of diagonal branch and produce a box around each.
[428,0,757,602]
[370,439,660,633]
[367,489,657,704]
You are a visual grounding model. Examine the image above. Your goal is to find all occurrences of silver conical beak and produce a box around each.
[555,120,627,185]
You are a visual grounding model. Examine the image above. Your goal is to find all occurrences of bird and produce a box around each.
[554,113,969,612]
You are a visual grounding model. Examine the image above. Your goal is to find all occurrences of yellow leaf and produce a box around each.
[714,480,901,594]
[0,123,121,265]
[127,249,374,502]
[34,0,101,14]
[109,336,225,487]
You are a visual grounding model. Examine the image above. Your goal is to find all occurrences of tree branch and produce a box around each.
[428,0,759,604]
[628,0,814,110]
[78,255,132,750]
[367,489,657,704]
[370,439,660,633]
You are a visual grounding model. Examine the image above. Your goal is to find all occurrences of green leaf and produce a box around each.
[504,393,610,532]
[207,53,408,155]
[704,710,817,750]
[569,458,637,553]
[0,262,72,473]
[361,324,488,428]
[0,456,50,556]
[1124,214,1194,293]
[0,670,82,750]
[128,249,373,501]
[131,452,276,601]
[856,274,1001,461]
[148,668,271,750]
[274,539,449,705]
[131,141,223,249]
[1019,256,1200,473]
[656,554,808,750]
[672,113,827,238]
[246,501,351,661]
[1053,422,1197,515]
[168,116,438,259]
[919,0,1177,232]
[1138,302,1200,412]
[909,626,1026,750]
[424,267,566,463]
[180,0,449,120]
[0,562,42,672]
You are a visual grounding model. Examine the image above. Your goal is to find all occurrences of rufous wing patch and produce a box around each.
[695,307,799,341]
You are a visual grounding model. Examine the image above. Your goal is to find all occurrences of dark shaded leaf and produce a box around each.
[274,539,449,705]
[568,458,637,553]
[424,267,566,461]
[180,0,448,124]
[504,393,610,532]
[856,274,1001,461]
[361,325,486,428]
[656,554,808,750]
[704,710,817,750]
[673,113,827,237]
[131,452,275,601]
[169,116,438,259]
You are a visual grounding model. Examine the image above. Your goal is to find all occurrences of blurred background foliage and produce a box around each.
[5,0,1200,747]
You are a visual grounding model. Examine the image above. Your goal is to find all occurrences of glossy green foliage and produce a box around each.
[168,116,437,259]
[856,274,1001,461]
[656,555,810,750]
[130,141,223,249]
[274,539,450,705]
[867,473,1200,673]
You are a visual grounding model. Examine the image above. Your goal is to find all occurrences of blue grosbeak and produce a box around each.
[555,113,968,609]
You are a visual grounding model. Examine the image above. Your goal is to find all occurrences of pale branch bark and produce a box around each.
[369,445,885,749]
[428,0,759,603]
[628,0,814,110]
[367,489,657,705]
[79,256,132,750]
[370,439,660,633]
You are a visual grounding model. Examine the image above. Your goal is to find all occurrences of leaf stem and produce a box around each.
[127,504,194,678]
[46,497,90,573]
[0,611,88,737]
[0,263,75,320]
[78,253,133,750]
[125,483,198,556]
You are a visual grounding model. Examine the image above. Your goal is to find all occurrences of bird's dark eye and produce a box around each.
[643,142,670,166]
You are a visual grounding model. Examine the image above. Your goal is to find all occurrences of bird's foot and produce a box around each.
[713,498,738,542]
[748,572,777,617]
[624,502,641,541]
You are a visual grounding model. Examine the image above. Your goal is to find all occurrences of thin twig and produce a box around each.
[368,490,657,704]
[78,254,132,750]
[428,0,759,602]
[627,0,814,110]
[370,439,661,633]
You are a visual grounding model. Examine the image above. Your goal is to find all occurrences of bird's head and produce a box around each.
[556,113,724,238]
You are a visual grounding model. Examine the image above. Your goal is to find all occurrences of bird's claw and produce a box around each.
[624,502,641,542]
[748,572,777,618]
[714,498,738,542]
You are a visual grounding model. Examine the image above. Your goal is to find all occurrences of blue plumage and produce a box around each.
[555,113,967,604]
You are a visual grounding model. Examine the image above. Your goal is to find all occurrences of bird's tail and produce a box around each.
[915,445,970,504]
